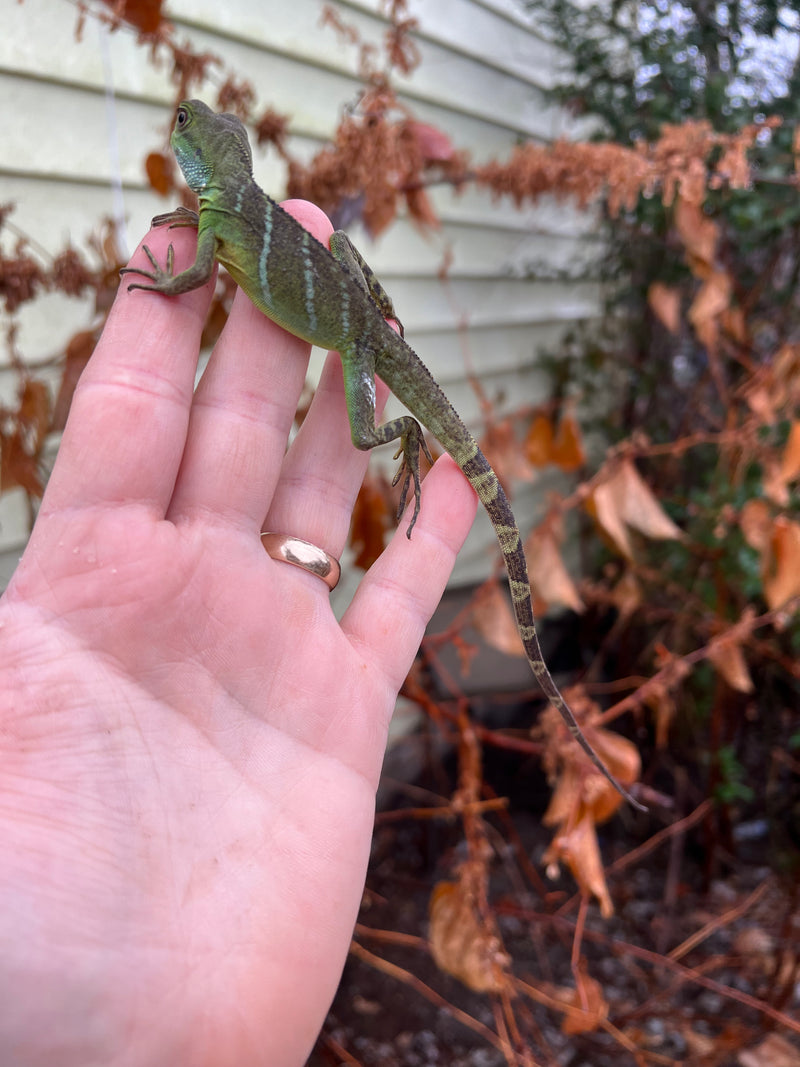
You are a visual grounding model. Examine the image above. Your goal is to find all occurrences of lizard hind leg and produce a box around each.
[339,344,433,535]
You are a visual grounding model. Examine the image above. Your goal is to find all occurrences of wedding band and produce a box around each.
[261,532,341,591]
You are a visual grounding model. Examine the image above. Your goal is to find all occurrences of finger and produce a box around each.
[41,227,215,515]
[341,455,478,691]
[262,348,389,557]
[167,201,335,531]
[167,285,311,528]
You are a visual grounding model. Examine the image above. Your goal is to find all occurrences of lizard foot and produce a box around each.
[120,244,177,292]
[392,423,434,538]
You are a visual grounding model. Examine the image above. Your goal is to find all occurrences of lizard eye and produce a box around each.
[175,106,189,129]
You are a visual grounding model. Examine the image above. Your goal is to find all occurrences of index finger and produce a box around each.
[41,226,215,516]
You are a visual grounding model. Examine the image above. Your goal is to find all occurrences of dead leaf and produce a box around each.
[470,580,525,657]
[763,516,800,610]
[543,811,615,917]
[689,269,732,353]
[589,458,683,559]
[645,644,692,748]
[540,695,641,838]
[479,420,533,488]
[763,457,791,507]
[740,499,772,553]
[254,107,289,151]
[145,151,174,196]
[524,523,584,615]
[648,281,681,332]
[611,569,642,619]
[780,421,800,484]
[410,121,455,164]
[428,878,509,993]
[674,195,719,268]
[743,343,800,421]
[51,330,96,433]
[102,0,164,34]
[738,1034,800,1067]
[349,472,391,571]
[554,966,609,1036]
[708,630,754,693]
[524,413,554,468]
[721,304,748,344]
[1,378,51,496]
[552,411,586,472]
[405,186,440,230]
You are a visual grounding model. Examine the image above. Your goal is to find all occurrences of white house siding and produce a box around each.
[0,0,600,592]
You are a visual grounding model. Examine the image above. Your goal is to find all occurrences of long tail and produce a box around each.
[458,444,645,811]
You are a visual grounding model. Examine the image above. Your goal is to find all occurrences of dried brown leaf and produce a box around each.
[688,270,732,352]
[738,1034,800,1067]
[349,472,392,571]
[404,186,440,230]
[524,524,584,615]
[479,419,533,488]
[1,378,51,496]
[540,697,641,827]
[50,247,94,297]
[145,151,174,197]
[215,78,256,119]
[470,580,525,657]
[740,499,772,552]
[551,411,586,472]
[51,330,96,433]
[409,121,454,163]
[543,811,615,917]
[101,0,164,34]
[428,877,509,993]
[674,195,719,267]
[763,516,800,610]
[708,631,754,694]
[780,421,800,484]
[524,413,554,468]
[610,569,642,619]
[589,458,683,560]
[648,281,681,332]
[254,107,289,152]
[0,245,46,312]
[555,967,609,1036]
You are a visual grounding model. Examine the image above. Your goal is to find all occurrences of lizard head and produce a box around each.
[170,100,254,193]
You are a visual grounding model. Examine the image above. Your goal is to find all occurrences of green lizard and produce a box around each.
[123,100,643,809]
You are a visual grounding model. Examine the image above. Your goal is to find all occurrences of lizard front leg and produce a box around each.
[149,205,200,230]
[120,224,217,296]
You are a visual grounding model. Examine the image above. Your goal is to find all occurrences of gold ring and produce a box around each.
[261,532,341,591]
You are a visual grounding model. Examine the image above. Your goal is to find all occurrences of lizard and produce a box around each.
[122,99,644,810]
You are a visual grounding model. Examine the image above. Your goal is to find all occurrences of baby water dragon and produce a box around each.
[122,100,643,809]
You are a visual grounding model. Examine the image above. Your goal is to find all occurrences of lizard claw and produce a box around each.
[392,424,434,537]
[120,243,176,292]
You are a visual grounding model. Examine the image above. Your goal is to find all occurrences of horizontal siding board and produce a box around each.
[344,0,556,88]
[1,0,571,146]
[0,0,602,585]
[361,217,601,279]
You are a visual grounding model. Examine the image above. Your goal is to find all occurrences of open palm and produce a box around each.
[0,204,476,1067]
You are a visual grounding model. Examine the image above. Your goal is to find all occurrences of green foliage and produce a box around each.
[531,0,800,140]
[526,0,800,827]
[715,744,756,804]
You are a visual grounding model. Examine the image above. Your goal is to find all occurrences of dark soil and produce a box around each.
[308,719,800,1067]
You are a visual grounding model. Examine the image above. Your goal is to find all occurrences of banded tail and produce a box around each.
[459,446,645,811]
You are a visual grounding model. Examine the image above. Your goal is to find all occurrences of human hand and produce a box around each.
[0,203,477,1067]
